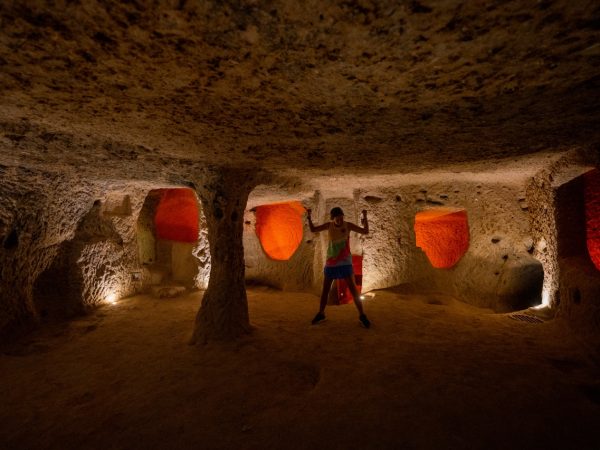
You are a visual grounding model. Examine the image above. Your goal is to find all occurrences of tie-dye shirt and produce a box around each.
[326,222,353,267]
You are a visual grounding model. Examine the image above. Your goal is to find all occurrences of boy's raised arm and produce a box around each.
[348,210,369,234]
[307,209,329,233]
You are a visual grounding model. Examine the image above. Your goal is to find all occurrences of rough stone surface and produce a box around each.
[355,180,538,311]
[192,206,211,290]
[1,167,90,336]
[2,288,600,450]
[525,152,599,309]
[241,178,553,312]
[1,1,599,340]
[34,200,126,318]
[0,1,598,180]
[526,168,559,307]
[0,169,153,337]
[558,256,600,344]
[191,168,260,343]
[150,285,187,299]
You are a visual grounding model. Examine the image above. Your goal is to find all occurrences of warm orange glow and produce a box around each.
[414,208,469,268]
[155,189,199,243]
[255,201,305,261]
[585,169,600,270]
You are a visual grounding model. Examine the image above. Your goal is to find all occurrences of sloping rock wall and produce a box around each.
[558,256,600,344]
[552,167,600,334]
[526,168,560,307]
[0,168,160,337]
[0,167,96,336]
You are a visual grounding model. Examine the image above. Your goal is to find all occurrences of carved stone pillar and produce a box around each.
[190,167,257,343]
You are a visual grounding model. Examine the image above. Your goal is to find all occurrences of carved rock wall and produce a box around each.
[356,181,539,312]
[242,179,541,312]
[0,166,95,336]
[0,168,165,337]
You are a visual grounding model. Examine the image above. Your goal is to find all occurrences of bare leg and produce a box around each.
[319,276,334,314]
[346,275,365,315]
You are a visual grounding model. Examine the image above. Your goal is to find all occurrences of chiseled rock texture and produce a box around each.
[0,167,147,337]
[0,0,598,178]
[243,177,548,312]
[0,1,599,340]
[191,168,259,342]
[357,180,542,312]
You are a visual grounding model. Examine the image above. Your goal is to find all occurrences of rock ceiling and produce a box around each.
[0,0,598,183]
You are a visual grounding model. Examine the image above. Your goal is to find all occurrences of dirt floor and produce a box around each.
[1,287,599,450]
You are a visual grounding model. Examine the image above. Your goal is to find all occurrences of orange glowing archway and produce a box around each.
[585,169,600,271]
[255,201,304,261]
[414,208,469,269]
[154,189,199,243]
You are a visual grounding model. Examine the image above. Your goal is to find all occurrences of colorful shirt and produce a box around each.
[326,222,353,267]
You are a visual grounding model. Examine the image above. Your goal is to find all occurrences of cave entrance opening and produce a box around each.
[414,208,470,269]
[555,168,600,272]
[584,168,600,271]
[548,166,600,320]
[137,188,201,293]
[254,201,304,261]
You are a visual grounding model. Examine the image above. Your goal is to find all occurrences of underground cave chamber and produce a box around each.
[1,156,600,341]
[241,169,600,315]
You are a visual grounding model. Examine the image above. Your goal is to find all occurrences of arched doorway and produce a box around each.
[414,208,469,268]
[137,188,201,292]
[254,201,304,261]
